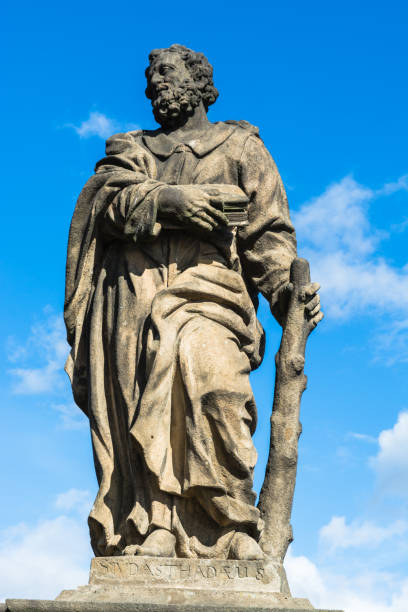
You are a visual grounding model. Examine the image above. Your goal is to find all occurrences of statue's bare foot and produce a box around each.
[133,529,176,557]
[228,532,265,560]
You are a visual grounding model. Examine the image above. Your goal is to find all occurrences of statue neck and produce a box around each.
[163,102,210,139]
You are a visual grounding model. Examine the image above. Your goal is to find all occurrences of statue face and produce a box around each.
[148,52,191,97]
[147,51,202,128]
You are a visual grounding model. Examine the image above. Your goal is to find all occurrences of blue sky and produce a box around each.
[1,1,408,609]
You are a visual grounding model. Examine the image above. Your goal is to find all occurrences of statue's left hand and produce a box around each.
[299,282,324,329]
[276,281,324,329]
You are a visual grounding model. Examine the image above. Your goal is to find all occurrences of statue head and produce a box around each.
[145,44,219,128]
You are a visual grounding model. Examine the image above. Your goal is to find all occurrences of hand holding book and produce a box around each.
[157,183,249,232]
[191,184,249,227]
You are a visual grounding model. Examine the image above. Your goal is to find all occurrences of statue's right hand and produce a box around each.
[157,185,228,232]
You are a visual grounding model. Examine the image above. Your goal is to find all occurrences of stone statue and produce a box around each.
[64,44,323,564]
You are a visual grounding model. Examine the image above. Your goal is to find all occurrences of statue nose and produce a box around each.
[150,73,161,87]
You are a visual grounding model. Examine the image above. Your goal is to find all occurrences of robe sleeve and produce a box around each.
[102,181,163,242]
[64,132,164,412]
[237,134,297,321]
[95,132,165,242]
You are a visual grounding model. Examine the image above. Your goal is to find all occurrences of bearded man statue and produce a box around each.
[64,44,321,561]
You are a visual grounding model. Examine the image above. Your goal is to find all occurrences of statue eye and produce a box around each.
[160,65,173,75]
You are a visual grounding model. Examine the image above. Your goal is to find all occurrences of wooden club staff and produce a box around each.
[258,257,322,561]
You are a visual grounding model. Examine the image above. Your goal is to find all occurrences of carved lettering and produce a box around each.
[144,562,155,577]
[196,565,206,578]
[155,564,163,578]
[179,564,191,579]
[237,565,248,578]
[165,563,178,578]
[110,561,123,576]
[93,559,272,586]
[129,562,138,576]
[222,566,234,579]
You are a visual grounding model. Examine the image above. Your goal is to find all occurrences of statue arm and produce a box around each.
[94,132,166,242]
[102,180,164,241]
[237,135,297,322]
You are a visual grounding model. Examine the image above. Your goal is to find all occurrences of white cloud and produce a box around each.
[8,363,60,394]
[378,174,408,196]
[286,411,408,611]
[286,550,408,612]
[294,175,408,320]
[6,310,89,430]
[376,318,408,364]
[69,111,140,139]
[294,176,377,258]
[8,312,68,395]
[309,251,408,319]
[370,411,408,497]
[285,551,327,607]
[319,515,408,551]
[55,489,93,517]
[0,491,92,602]
[348,432,377,443]
[52,402,88,431]
[72,111,118,139]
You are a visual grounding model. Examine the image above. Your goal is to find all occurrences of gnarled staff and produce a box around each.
[258,257,323,561]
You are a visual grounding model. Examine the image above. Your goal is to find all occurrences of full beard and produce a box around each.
[151,80,201,128]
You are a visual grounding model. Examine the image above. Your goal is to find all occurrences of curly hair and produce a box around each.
[145,44,219,110]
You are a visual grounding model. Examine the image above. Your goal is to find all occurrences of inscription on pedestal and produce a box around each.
[90,556,283,592]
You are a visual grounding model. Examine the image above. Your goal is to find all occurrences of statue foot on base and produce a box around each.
[123,529,176,557]
[228,532,265,560]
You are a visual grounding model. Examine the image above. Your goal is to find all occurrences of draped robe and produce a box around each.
[64,120,297,559]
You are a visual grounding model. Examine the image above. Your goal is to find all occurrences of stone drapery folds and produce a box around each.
[64,121,297,559]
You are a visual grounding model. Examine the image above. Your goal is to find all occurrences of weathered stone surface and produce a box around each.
[54,556,314,608]
[5,602,343,612]
[58,588,316,609]
[64,43,322,565]
[88,556,289,592]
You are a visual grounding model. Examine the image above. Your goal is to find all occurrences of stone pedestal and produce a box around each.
[3,604,344,612]
[4,556,344,611]
[58,556,304,608]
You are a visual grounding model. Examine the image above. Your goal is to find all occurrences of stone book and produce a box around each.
[161,184,250,228]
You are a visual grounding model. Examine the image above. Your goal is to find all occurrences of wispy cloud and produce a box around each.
[52,402,88,431]
[378,174,408,197]
[294,175,408,320]
[286,549,408,612]
[319,516,408,551]
[68,111,139,139]
[0,490,91,602]
[55,489,92,517]
[8,312,68,395]
[294,176,378,259]
[283,408,408,612]
[348,432,378,443]
[376,318,408,364]
[6,309,87,430]
[71,111,118,139]
[369,411,408,498]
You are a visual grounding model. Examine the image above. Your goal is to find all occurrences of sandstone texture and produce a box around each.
[4,603,343,612]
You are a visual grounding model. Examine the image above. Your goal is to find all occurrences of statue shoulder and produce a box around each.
[223,119,260,138]
[105,130,143,155]
[221,121,276,168]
